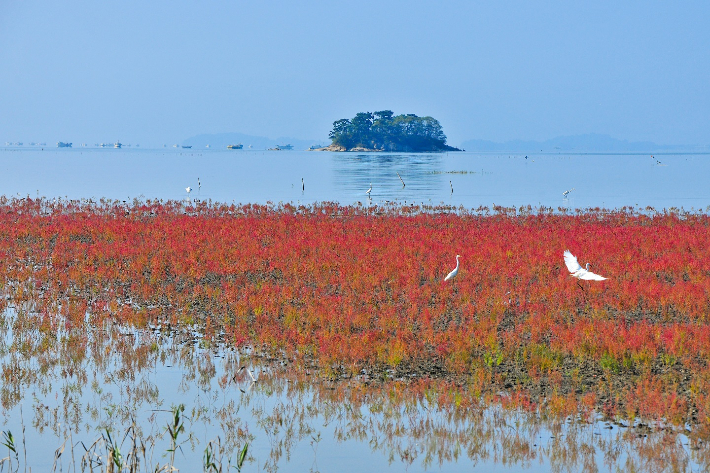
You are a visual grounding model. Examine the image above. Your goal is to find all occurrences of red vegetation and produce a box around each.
[2,197,710,429]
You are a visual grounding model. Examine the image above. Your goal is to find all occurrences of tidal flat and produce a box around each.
[0,197,709,471]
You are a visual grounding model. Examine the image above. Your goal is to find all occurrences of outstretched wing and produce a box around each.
[579,271,607,281]
[563,250,582,273]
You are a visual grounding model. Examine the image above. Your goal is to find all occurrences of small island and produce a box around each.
[318,110,461,152]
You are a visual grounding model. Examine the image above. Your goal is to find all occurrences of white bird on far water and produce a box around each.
[444,255,460,281]
[564,250,607,282]
[366,183,372,196]
[186,186,192,194]
[562,188,575,198]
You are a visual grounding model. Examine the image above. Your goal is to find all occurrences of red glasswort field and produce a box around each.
[2,197,710,432]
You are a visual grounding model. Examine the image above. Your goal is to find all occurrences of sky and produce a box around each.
[0,1,708,147]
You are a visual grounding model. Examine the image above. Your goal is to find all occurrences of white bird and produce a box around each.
[245,366,257,383]
[564,250,607,283]
[444,255,460,281]
[562,188,575,198]
[366,183,372,196]
[186,186,192,194]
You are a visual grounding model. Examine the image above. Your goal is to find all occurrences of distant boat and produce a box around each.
[181,145,192,149]
[227,144,243,150]
[114,141,122,149]
[57,142,72,148]
[173,144,179,148]
[308,144,324,150]
[275,144,293,150]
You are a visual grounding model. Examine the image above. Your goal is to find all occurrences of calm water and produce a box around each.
[0,314,700,473]
[1,147,709,210]
[1,147,708,472]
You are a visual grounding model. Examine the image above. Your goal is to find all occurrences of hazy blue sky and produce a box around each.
[1,1,708,147]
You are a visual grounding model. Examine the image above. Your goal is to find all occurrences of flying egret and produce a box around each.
[366,183,372,196]
[562,188,575,198]
[444,255,460,281]
[450,181,454,194]
[564,250,607,290]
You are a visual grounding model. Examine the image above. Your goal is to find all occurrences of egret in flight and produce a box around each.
[444,255,460,281]
[562,188,575,198]
[564,250,607,289]
[366,183,372,196]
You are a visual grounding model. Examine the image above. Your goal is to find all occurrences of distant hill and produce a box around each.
[182,133,326,151]
[461,134,698,153]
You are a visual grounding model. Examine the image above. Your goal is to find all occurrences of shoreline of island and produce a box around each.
[312,143,462,152]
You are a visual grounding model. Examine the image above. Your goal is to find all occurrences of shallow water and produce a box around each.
[0,310,703,472]
[2,146,710,471]
[1,147,709,210]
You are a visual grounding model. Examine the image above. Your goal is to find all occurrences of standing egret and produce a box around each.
[444,255,460,281]
[366,183,372,196]
[564,250,607,290]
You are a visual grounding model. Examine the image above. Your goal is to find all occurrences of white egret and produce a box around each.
[444,255,460,281]
[366,183,372,196]
[564,250,607,290]
[562,188,575,198]
[186,186,192,194]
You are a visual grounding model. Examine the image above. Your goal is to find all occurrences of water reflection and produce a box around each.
[2,148,710,210]
[332,154,456,210]
[0,306,706,472]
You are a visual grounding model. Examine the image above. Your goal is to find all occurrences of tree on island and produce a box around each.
[328,110,460,152]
